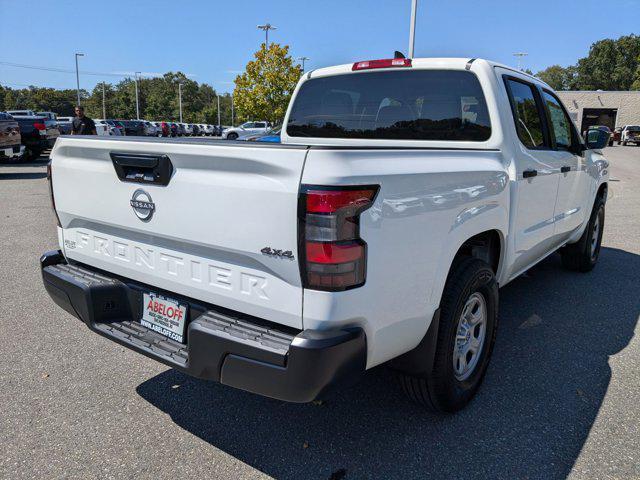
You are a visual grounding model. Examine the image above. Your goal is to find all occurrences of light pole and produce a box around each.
[134,72,141,119]
[513,52,528,71]
[298,56,309,71]
[178,83,183,123]
[408,0,418,58]
[74,53,84,106]
[257,23,277,49]
[216,94,221,126]
[102,82,106,119]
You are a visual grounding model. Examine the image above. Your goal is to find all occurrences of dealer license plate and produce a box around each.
[141,293,187,343]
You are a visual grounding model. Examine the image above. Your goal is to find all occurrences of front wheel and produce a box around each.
[560,197,605,272]
[227,132,238,140]
[398,257,498,412]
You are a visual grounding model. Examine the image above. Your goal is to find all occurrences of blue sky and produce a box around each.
[1,0,638,93]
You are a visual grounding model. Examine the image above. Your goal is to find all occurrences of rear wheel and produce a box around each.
[560,197,605,272]
[23,147,42,161]
[398,257,498,412]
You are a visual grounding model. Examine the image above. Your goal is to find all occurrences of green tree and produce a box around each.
[630,55,640,90]
[0,86,7,111]
[233,43,302,125]
[575,34,640,90]
[535,65,579,90]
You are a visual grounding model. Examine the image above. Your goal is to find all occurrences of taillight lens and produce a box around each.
[299,185,379,291]
[34,122,46,131]
[47,163,61,227]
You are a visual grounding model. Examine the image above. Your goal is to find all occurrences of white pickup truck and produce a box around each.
[41,57,610,412]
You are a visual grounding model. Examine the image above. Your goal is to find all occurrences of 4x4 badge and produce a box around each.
[261,247,294,260]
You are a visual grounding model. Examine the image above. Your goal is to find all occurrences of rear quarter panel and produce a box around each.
[302,148,509,367]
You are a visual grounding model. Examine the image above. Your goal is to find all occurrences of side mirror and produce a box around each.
[586,129,609,150]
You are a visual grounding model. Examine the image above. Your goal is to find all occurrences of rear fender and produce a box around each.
[429,204,508,308]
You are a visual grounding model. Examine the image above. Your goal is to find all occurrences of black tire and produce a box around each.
[560,196,605,272]
[622,141,627,146]
[399,257,499,412]
[23,147,41,162]
[227,132,238,140]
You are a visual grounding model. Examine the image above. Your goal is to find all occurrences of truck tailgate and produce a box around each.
[50,137,307,329]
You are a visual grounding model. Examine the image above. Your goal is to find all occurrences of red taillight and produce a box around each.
[300,185,379,291]
[34,122,46,131]
[47,163,61,227]
[352,58,412,71]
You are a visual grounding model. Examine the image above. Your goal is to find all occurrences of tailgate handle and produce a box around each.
[110,152,173,186]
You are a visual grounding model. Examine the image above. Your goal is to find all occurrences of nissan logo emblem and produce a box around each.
[130,189,155,222]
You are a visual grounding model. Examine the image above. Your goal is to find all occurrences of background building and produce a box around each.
[557,91,640,134]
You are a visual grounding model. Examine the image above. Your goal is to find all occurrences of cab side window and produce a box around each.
[542,91,574,150]
[505,78,546,149]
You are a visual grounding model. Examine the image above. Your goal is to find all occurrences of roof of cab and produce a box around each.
[305,57,547,87]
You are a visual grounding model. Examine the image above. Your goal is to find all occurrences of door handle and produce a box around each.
[110,152,174,186]
[523,169,537,179]
[561,166,571,173]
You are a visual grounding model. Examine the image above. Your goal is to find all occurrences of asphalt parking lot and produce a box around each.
[0,146,638,480]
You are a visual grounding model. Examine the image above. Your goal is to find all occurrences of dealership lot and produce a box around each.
[0,147,638,479]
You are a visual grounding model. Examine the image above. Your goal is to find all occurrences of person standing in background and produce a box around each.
[71,106,96,135]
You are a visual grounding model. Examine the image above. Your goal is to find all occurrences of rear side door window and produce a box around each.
[504,78,547,149]
[541,90,576,151]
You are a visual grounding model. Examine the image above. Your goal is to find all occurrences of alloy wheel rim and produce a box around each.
[453,292,487,381]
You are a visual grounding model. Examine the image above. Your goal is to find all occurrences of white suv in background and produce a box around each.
[621,125,640,145]
[222,121,270,140]
[94,119,121,136]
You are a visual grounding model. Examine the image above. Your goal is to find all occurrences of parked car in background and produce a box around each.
[222,121,270,140]
[94,119,122,136]
[12,114,60,160]
[256,126,282,143]
[6,110,37,117]
[586,125,613,146]
[105,120,126,136]
[158,122,171,137]
[121,120,145,136]
[57,116,73,135]
[192,124,200,136]
[0,112,24,161]
[36,112,58,121]
[142,121,159,137]
[612,126,623,145]
[242,125,282,142]
[182,123,194,136]
[621,125,640,146]
[176,123,186,136]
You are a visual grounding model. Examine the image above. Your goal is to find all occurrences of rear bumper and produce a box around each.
[0,144,24,159]
[40,250,366,402]
[23,137,56,150]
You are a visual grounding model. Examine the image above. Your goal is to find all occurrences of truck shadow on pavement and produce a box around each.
[137,247,639,480]
[0,171,47,180]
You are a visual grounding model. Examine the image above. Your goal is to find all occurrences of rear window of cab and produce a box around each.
[287,69,491,141]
